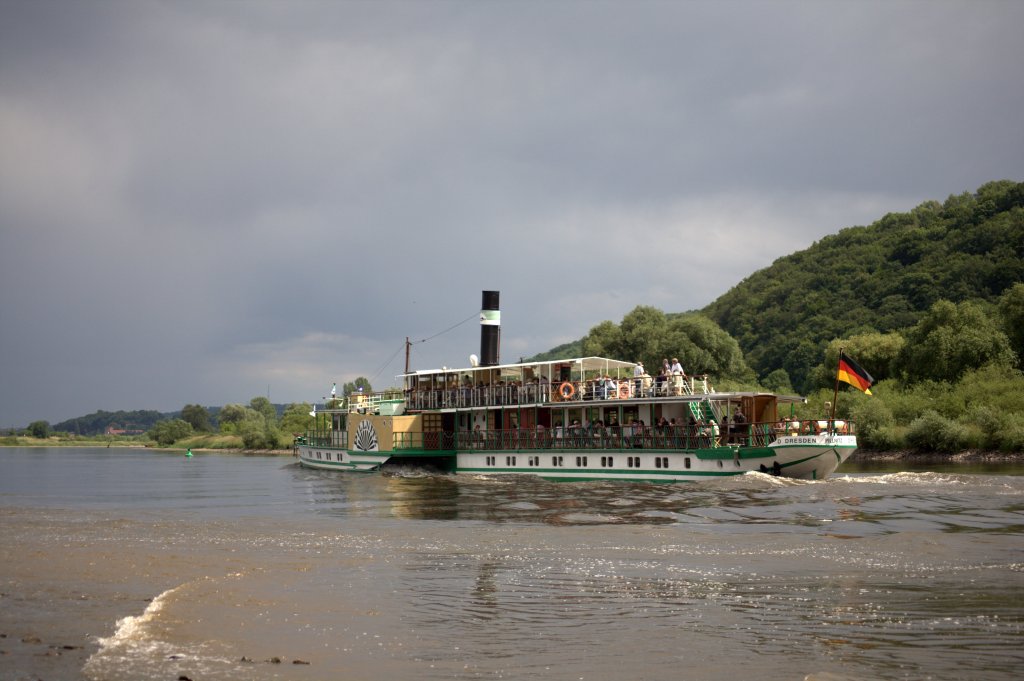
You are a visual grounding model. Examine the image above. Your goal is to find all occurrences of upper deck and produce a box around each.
[320,356,805,414]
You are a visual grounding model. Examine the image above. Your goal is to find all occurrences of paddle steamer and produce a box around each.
[296,292,856,481]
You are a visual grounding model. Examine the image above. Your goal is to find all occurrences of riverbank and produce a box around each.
[850,449,1022,463]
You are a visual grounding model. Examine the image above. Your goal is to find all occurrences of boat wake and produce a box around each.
[834,471,970,486]
[83,577,238,680]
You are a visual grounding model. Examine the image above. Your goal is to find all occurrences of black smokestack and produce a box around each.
[480,290,500,366]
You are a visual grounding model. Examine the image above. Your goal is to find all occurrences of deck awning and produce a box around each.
[399,356,638,381]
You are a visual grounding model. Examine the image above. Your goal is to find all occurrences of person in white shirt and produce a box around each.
[633,362,645,397]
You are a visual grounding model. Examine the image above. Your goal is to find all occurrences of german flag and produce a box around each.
[837,352,874,395]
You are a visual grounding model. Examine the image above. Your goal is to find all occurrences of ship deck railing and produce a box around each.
[403,375,715,411]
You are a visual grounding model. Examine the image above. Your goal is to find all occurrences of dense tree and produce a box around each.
[806,332,906,390]
[342,378,373,396]
[898,300,1016,383]
[280,402,314,435]
[28,420,50,438]
[218,403,248,432]
[248,396,277,424]
[761,369,794,394]
[238,409,279,449]
[999,282,1024,363]
[180,404,212,432]
[149,419,193,446]
[578,306,754,383]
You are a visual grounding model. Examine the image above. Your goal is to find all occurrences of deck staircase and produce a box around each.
[688,399,720,425]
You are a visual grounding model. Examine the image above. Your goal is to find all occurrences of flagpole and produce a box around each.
[830,348,842,429]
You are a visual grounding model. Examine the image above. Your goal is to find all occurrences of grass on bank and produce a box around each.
[0,434,148,447]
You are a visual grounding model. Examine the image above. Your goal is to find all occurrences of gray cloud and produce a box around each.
[1,0,1022,426]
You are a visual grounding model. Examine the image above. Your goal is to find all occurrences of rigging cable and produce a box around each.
[368,311,479,383]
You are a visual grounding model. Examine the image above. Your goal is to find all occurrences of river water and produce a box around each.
[1,447,1021,681]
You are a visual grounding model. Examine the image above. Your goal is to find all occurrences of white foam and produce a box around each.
[84,583,197,677]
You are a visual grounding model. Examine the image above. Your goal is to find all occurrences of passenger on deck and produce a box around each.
[732,408,747,445]
[641,372,653,397]
[670,357,685,376]
[633,362,645,396]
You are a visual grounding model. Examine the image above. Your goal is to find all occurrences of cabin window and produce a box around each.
[551,456,564,467]
[685,457,691,469]
[717,460,723,468]
[325,452,331,461]
[506,456,516,466]
[660,457,668,469]
[576,456,588,467]
[486,456,495,466]
[601,456,615,468]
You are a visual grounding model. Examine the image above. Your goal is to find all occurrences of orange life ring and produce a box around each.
[618,384,630,399]
[559,382,575,400]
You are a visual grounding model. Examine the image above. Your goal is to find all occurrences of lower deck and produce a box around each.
[297,434,855,481]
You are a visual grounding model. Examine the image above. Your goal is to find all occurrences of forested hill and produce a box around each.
[702,180,1024,389]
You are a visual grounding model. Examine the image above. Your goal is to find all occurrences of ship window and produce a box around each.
[576,456,588,467]
[506,456,516,466]
[660,457,668,469]
[326,452,331,461]
[717,460,723,468]
[655,457,661,468]
[685,457,691,469]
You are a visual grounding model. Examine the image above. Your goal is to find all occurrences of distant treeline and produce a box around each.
[47,404,286,437]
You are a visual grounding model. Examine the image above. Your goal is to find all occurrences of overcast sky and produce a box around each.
[1,0,1022,427]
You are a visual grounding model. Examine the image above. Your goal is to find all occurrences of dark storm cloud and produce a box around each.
[1,0,1022,426]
